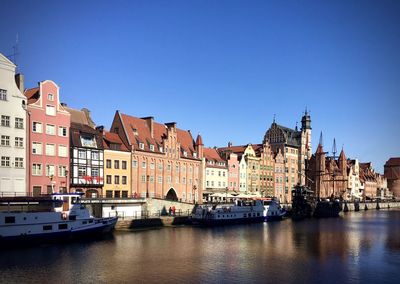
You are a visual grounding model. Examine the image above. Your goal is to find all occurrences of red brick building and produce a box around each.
[384,158,400,197]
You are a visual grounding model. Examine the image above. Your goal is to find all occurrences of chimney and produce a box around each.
[96,125,105,135]
[141,116,154,138]
[61,102,67,107]
[165,122,177,130]
[15,73,24,94]
[228,142,232,147]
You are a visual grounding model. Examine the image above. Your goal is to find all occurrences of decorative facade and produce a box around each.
[0,53,27,195]
[110,112,203,203]
[384,158,400,197]
[65,106,104,196]
[203,147,228,201]
[25,80,70,195]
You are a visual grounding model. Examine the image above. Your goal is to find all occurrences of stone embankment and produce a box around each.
[115,216,191,231]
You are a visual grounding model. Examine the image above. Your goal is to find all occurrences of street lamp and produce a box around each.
[50,174,55,194]
[65,169,69,193]
[225,187,228,203]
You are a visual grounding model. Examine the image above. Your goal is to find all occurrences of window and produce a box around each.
[167,176,171,183]
[15,118,24,129]
[1,156,10,167]
[122,191,128,198]
[114,191,121,198]
[106,175,112,184]
[58,126,67,137]
[0,89,7,101]
[59,166,67,177]
[80,135,97,148]
[175,177,179,184]
[159,146,163,153]
[122,161,127,170]
[32,164,42,175]
[157,176,162,183]
[46,165,55,176]
[141,175,146,182]
[150,144,154,151]
[142,162,146,168]
[5,216,15,223]
[149,176,154,182]
[48,93,54,101]
[167,165,171,171]
[132,160,137,167]
[114,176,120,184]
[150,163,155,170]
[15,137,23,147]
[33,122,42,133]
[106,190,113,198]
[139,143,144,150]
[106,159,112,168]
[1,115,10,127]
[78,150,86,159]
[32,142,42,154]
[91,151,99,160]
[182,177,186,184]
[46,105,56,116]
[120,176,126,184]
[58,145,67,157]
[78,166,86,178]
[15,157,23,168]
[176,165,179,172]
[158,163,163,171]
[46,144,55,156]
[114,160,119,169]
[1,135,10,146]
[58,224,68,230]
[43,225,52,231]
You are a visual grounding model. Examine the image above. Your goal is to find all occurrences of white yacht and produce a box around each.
[0,193,117,245]
[260,198,286,222]
[192,199,264,226]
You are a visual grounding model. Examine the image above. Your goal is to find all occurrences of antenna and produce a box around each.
[7,34,20,68]
[273,114,276,123]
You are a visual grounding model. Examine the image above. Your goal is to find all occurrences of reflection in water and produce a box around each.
[1,210,400,283]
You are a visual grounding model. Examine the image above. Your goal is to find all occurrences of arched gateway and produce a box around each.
[165,188,178,201]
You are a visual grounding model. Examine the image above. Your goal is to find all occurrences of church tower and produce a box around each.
[299,108,312,184]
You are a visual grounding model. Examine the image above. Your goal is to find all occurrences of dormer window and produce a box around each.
[183,151,187,157]
[133,128,138,136]
[80,134,97,148]
[48,93,54,101]
[139,143,144,150]
[159,146,163,153]
[150,144,154,151]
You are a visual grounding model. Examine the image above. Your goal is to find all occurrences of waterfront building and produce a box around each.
[359,163,378,200]
[64,106,104,196]
[274,149,285,202]
[203,147,228,202]
[253,142,275,197]
[0,53,27,195]
[110,112,203,203]
[102,129,131,198]
[218,147,240,192]
[264,110,312,202]
[384,157,400,197]
[25,81,70,195]
[346,159,363,200]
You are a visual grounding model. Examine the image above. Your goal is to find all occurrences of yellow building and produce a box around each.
[102,131,131,198]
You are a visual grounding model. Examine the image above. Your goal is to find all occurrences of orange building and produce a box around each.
[110,111,203,203]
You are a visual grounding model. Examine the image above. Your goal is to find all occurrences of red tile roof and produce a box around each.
[385,158,400,167]
[24,87,39,104]
[204,148,225,162]
[103,131,129,151]
[119,113,198,159]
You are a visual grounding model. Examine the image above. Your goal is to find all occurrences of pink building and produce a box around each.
[25,81,70,195]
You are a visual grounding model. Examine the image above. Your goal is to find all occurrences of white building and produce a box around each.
[347,159,363,200]
[0,53,27,195]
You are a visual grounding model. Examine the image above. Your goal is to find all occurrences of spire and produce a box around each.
[319,131,323,147]
[332,138,337,158]
[273,114,276,124]
[195,133,203,146]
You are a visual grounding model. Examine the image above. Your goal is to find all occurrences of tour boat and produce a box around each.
[259,198,286,222]
[0,193,117,246]
[191,199,264,226]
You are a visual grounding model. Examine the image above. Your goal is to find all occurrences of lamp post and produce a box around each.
[50,174,54,194]
[225,187,228,203]
[65,169,69,193]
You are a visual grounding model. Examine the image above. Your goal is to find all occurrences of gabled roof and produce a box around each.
[204,148,225,162]
[64,106,95,127]
[24,87,40,104]
[385,158,400,167]
[0,53,15,67]
[103,131,129,151]
[119,112,198,159]
[70,122,103,149]
[275,123,302,147]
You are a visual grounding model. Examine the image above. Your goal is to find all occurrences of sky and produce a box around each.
[1,0,399,172]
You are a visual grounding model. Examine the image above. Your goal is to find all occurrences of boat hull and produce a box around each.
[0,217,118,247]
[192,216,264,226]
[265,215,284,222]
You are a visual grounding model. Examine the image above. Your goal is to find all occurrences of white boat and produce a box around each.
[0,193,117,246]
[260,198,286,222]
[191,199,264,226]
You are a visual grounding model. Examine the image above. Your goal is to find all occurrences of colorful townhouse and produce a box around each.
[110,112,203,203]
[64,106,104,196]
[203,147,228,202]
[25,80,70,195]
[0,53,27,195]
[102,129,131,198]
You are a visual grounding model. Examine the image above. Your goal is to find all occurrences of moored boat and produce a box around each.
[191,199,264,226]
[259,198,286,222]
[0,193,117,246]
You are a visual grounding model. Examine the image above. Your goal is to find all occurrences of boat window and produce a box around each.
[58,224,68,230]
[82,221,87,225]
[89,220,93,223]
[69,215,76,221]
[243,214,246,218]
[43,225,52,231]
[5,216,15,224]
[257,213,260,217]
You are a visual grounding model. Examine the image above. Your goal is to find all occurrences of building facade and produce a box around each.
[0,53,27,195]
[203,147,228,201]
[25,80,70,195]
[384,158,400,198]
[65,107,104,196]
[102,130,131,198]
[110,112,203,203]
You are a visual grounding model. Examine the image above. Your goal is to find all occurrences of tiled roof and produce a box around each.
[64,106,95,127]
[24,87,40,104]
[275,123,302,147]
[119,113,198,159]
[70,122,103,149]
[218,145,247,155]
[103,131,129,151]
[204,148,225,162]
[385,158,400,167]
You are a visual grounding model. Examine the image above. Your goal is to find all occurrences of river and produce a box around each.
[1,210,400,283]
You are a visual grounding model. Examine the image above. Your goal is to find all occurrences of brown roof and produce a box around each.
[119,113,198,159]
[70,122,103,149]
[218,145,247,155]
[385,158,400,167]
[24,87,40,104]
[204,148,225,162]
[64,107,96,127]
[103,131,129,151]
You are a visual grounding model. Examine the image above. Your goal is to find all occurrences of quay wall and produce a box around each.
[343,201,400,211]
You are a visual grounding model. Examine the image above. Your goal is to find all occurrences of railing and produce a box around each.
[111,209,193,220]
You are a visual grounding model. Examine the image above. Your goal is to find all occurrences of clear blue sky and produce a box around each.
[1,0,399,172]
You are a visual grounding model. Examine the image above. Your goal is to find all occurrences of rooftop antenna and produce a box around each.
[7,34,20,68]
[273,114,276,123]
